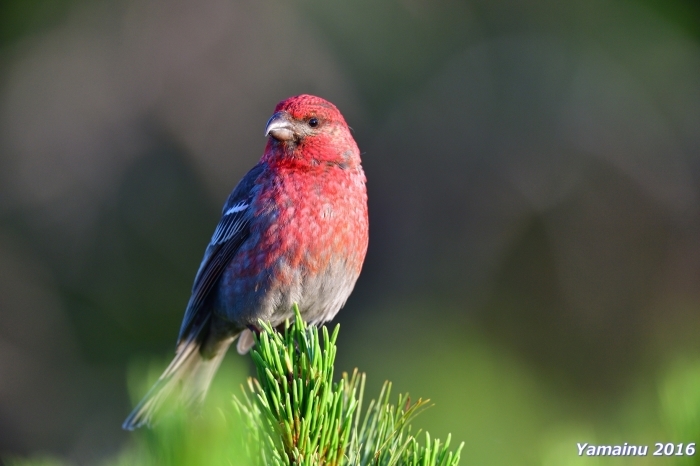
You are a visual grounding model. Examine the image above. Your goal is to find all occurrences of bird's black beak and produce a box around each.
[265,112,295,141]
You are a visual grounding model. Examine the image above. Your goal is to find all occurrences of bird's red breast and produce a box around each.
[229,94,367,289]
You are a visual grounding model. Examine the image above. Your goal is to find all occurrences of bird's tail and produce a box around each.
[122,329,233,430]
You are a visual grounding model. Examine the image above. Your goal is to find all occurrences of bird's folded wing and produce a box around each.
[176,164,265,342]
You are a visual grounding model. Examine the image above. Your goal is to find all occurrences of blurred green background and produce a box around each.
[1,0,700,464]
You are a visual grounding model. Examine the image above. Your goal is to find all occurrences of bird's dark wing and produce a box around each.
[176,163,265,342]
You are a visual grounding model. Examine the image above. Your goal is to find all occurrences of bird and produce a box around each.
[122,94,368,430]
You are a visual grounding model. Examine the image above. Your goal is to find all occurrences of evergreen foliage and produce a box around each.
[234,305,464,465]
[5,306,463,465]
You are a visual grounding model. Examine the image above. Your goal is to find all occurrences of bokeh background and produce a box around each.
[1,0,700,464]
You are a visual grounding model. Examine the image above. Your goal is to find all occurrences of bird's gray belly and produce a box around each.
[215,254,359,330]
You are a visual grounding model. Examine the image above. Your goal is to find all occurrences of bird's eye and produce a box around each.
[308,118,319,128]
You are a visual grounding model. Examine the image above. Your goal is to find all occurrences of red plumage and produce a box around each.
[123,94,368,430]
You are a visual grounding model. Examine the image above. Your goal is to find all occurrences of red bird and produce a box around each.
[123,94,368,430]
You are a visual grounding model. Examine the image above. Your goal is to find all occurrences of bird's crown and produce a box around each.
[274,94,347,126]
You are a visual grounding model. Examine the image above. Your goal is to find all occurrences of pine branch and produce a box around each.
[233,305,464,466]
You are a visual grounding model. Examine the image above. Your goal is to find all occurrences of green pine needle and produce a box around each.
[233,305,464,466]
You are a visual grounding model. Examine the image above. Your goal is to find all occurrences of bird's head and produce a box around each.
[263,94,360,168]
